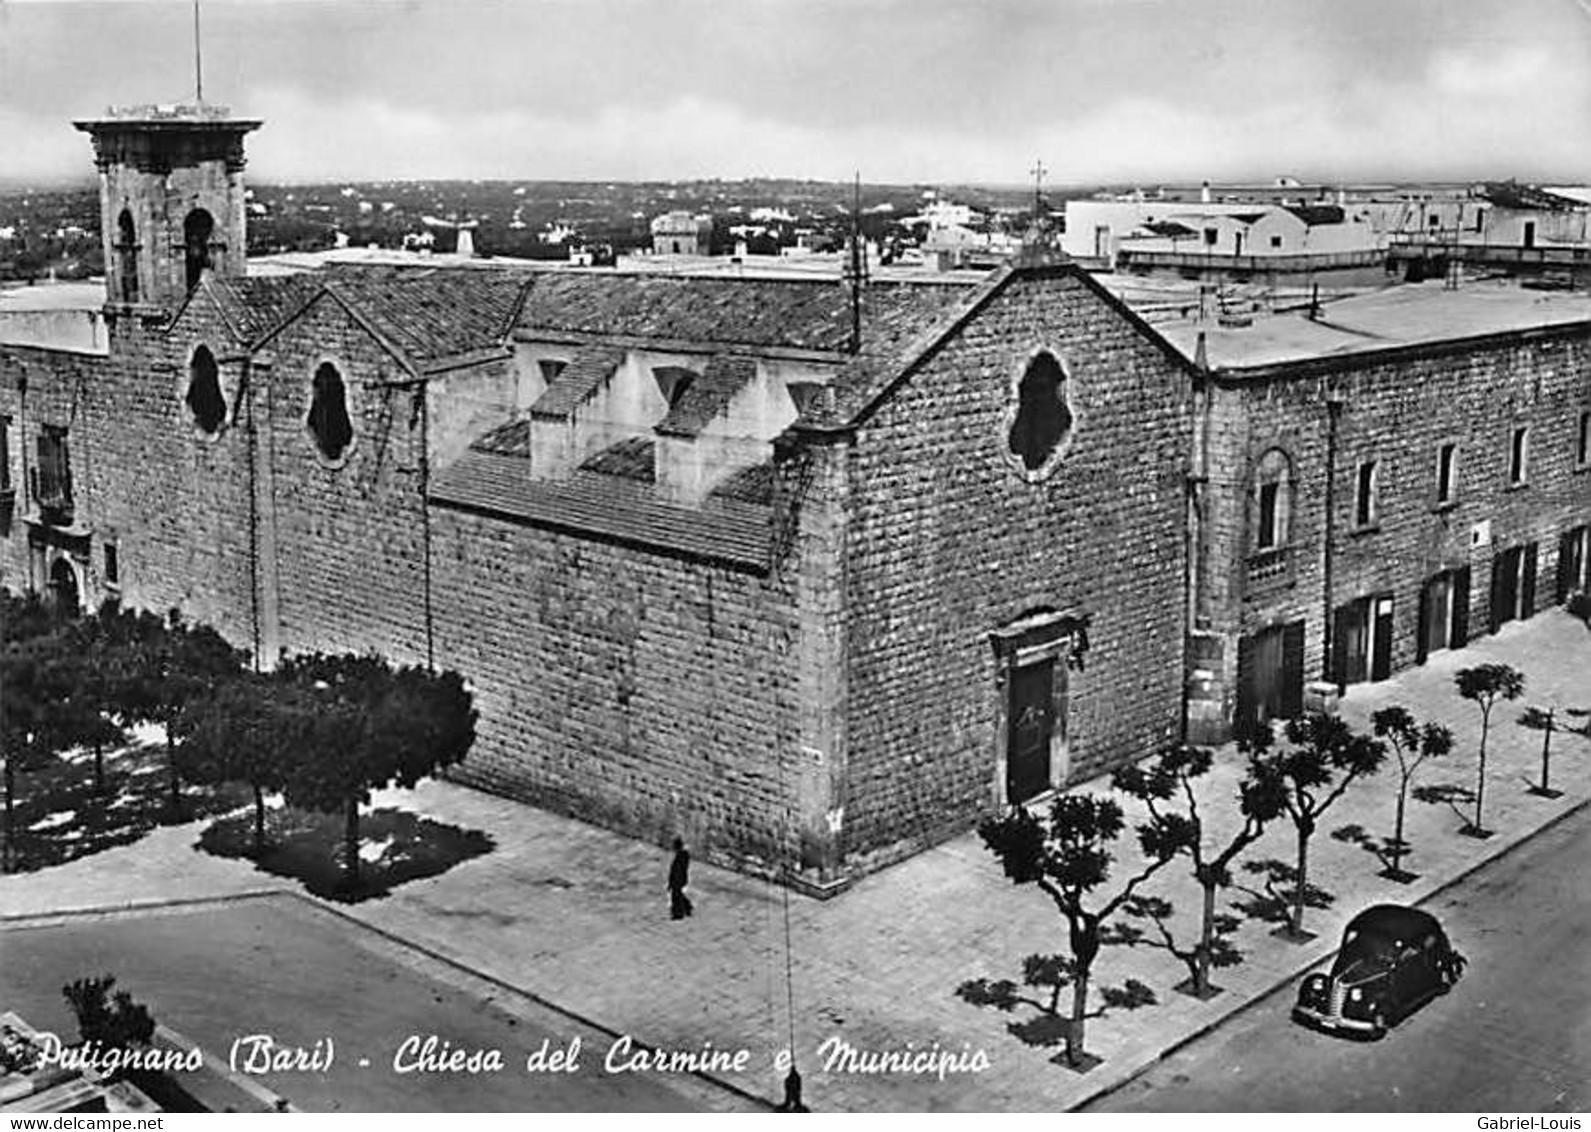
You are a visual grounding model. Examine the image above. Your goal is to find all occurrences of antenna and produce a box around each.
[193,0,204,103]
[1030,157,1048,222]
[846,171,868,356]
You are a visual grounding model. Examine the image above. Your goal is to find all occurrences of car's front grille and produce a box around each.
[1326,978,1346,1019]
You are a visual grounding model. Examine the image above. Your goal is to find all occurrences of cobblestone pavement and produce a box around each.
[3,610,1588,1111]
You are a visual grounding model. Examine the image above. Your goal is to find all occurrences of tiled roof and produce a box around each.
[656,354,757,438]
[470,418,531,458]
[515,273,970,356]
[581,436,656,482]
[429,449,769,572]
[323,266,529,365]
[530,345,625,419]
[709,461,776,506]
[207,273,322,345]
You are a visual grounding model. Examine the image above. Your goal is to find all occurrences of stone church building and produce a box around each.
[2,104,1586,890]
[0,105,1193,890]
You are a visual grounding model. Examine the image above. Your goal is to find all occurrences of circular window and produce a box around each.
[307,361,354,462]
[185,345,226,436]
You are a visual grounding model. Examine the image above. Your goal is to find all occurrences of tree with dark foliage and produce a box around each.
[277,653,477,892]
[1338,707,1455,882]
[62,975,155,1075]
[174,671,313,857]
[1112,744,1286,996]
[1248,714,1385,940]
[963,794,1174,1069]
[1453,664,1525,837]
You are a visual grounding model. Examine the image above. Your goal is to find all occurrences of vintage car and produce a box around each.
[1292,904,1465,1038]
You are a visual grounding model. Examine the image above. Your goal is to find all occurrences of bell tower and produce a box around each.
[74,104,261,311]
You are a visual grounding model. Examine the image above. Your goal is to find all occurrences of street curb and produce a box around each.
[288,891,776,1112]
[0,887,291,927]
[1068,791,1591,1112]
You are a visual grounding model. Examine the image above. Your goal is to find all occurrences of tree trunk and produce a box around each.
[252,784,266,857]
[1196,877,1217,994]
[93,742,104,795]
[343,797,360,890]
[1474,714,1489,831]
[1291,819,1312,935]
[1391,784,1408,874]
[1066,917,1099,1067]
[2,757,14,874]
[1067,964,1090,1068]
[165,723,182,816]
[1540,717,1553,793]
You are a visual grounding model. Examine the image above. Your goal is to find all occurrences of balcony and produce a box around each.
[1245,545,1293,593]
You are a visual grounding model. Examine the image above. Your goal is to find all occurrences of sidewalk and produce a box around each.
[4,610,1589,1111]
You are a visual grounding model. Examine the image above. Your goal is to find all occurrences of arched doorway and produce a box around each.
[48,556,81,612]
[184,209,215,291]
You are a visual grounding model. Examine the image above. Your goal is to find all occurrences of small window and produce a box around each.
[1436,442,1457,506]
[1203,227,1218,246]
[1269,235,1282,249]
[104,542,120,588]
[307,362,353,462]
[183,208,215,291]
[185,345,226,435]
[1508,426,1528,486]
[116,209,139,303]
[652,366,699,410]
[1257,482,1280,549]
[34,425,72,519]
[1577,411,1590,468]
[538,358,567,386]
[1355,460,1377,528]
[0,413,11,493]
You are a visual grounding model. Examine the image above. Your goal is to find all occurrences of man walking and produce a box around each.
[668,838,693,920]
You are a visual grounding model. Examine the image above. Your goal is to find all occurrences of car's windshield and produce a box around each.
[1331,930,1398,981]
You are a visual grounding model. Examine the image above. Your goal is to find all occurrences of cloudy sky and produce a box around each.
[1,0,1588,185]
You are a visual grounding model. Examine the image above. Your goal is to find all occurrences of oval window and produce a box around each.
[307,362,353,462]
[185,345,225,435]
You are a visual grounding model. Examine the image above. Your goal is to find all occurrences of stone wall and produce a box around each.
[1197,325,1591,741]
[429,505,804,877]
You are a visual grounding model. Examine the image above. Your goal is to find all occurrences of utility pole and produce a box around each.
[846,172,868,356]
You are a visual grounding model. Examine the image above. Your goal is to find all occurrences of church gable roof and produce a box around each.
[514,273,970,356]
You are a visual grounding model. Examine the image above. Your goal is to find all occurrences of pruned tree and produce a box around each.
[1112,743,1286,997]
[1247,714,1385,941]
[1454,663,1525,836]
[1350,706,1456,881]
[278,653,477,891]
[1231,857,1334,925]
[51,606,130,796]
[174,672,311,856]
[1518,705,1583,799]
[1103,895,1243,995]
[956,957,1155,1060]
[970,793,1177,1070]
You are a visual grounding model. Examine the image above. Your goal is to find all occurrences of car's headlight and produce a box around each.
[1349,987,1363,1002]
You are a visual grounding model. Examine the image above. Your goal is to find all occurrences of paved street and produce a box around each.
[1084,802,1591,1112]
[0,898,750,1112]
[4,609,1591,1110]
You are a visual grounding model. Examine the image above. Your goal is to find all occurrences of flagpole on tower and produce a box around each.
[193,0,204,103]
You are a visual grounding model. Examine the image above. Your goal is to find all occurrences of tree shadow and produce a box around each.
[5,745,251,873]
[194,806,495,904]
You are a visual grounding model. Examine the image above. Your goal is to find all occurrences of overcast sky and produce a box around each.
[1,0,1588,185]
